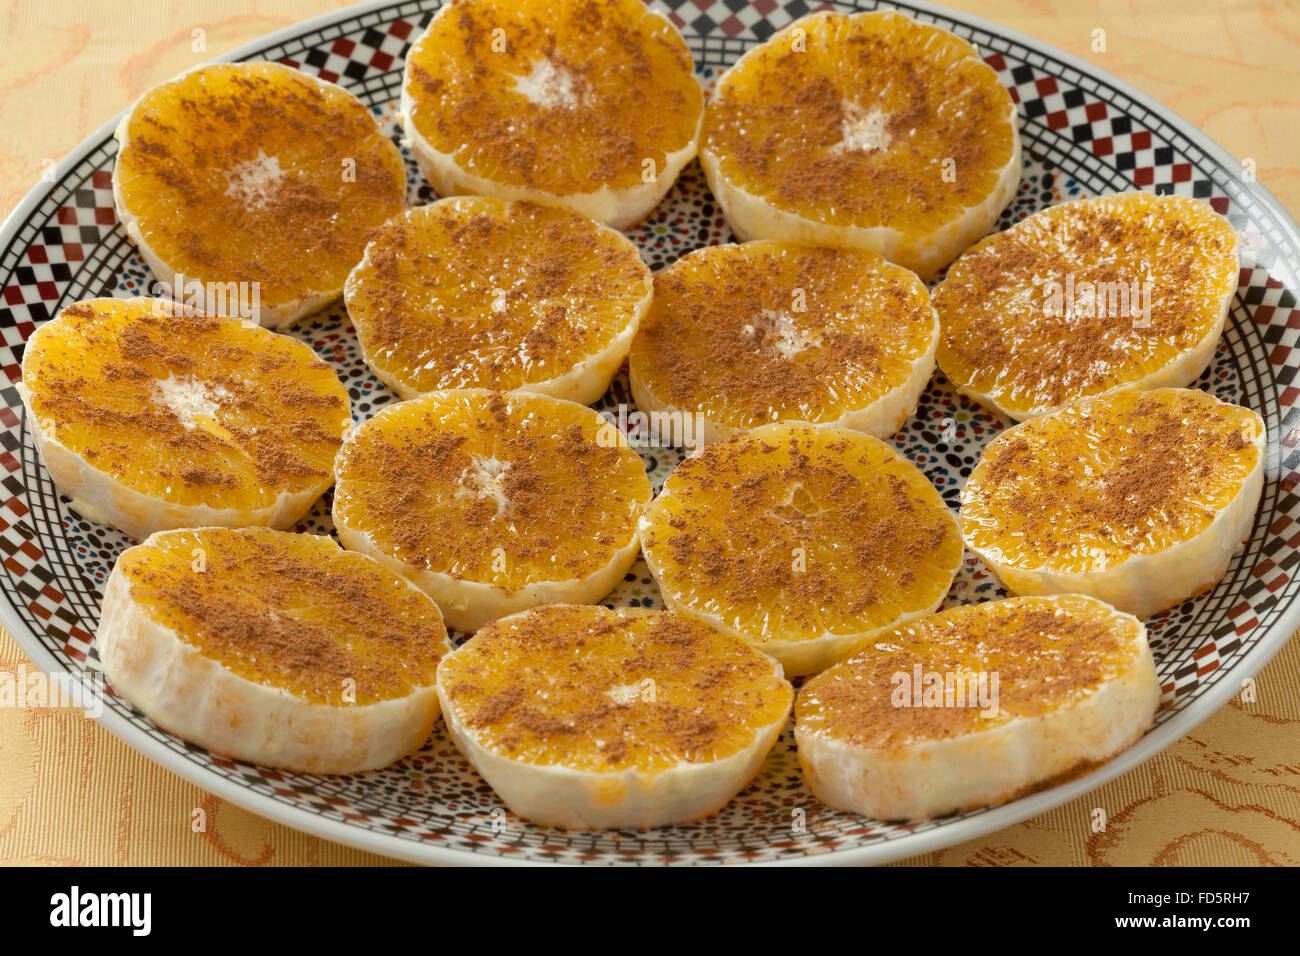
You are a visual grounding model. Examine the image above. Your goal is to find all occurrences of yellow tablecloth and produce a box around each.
[1,0,1298,866]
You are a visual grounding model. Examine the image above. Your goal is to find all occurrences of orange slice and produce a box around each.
[18,297,350,540]
[960,388,1265,617]
[332,389,652,632]
[437,604,792,828]
[97,527,451,774]
[629,240,937,446]
[700,10,1020,279]
[113,61,407,327]
[639,421,962,676]
[795,594,1158,820]
[400,0,703,228]
[344,197,652,402]
[935,191,1239,420]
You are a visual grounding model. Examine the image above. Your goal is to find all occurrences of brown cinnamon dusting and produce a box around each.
[25,300,348,497]
[349,200,650,393]
[642,425,960,638]
[935,194,1238,410]
[799,597,1133,749]
[633,244,931,428]
[406,0,701,194]
[117,62,404,303]
[126,529,447,705]
[444,606,792,769]
[968,390,1261,562]
[703,12,1014,228]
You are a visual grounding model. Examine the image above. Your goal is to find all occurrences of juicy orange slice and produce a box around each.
[97,527,451,774]
[345,197,652,402]
[639,421,962,676]
[629,240,937,446]
[18,297,350,540]
[700,10,1020,279]
[960,388,1265,617]
[113,61,407,327]
[437,604,792,828]
[332,389,652,632]
[400,0,703,228]
[935,191,1239,420]
[796,594,1158,820]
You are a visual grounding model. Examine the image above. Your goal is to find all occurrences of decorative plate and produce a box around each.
[2,0,1297,867]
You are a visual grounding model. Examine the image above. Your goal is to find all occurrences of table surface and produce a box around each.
[1,0,1298,867]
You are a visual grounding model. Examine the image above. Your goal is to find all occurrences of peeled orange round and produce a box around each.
[114,61,406,327]
[437,604,792,829]
[98,527,451,774]
[332,389,651,632]
[960,387,1265,617]
[401,0,703,228]
[935,191,1239,420]
[628,241,938,446]
[18,297,350,540]
[639,421,962,677]
[345,197,652,402]
[700,10,1020,279]
[796,594,1158,820]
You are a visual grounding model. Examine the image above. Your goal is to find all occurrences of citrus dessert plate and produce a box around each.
[960,387,1266,618]
[628,240,938,446]
[401,0,703,228]
[639,421,963,677]
[113,61,407,327]
[935,191,1240,420]
[97,527,451,774]
[700,9,1020,279]
[332,388,651,633]
[796,595,1159,821]
[345,197,652,402]
[437,604,793,829]
[18,297,350,540]
[2,0,1298,866]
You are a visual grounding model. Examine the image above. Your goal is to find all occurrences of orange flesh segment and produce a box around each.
[641,423,961,645]
[115,62,405,309]
[404,0,702,194]
[118,528,448,706]
[629,241,935,428]
[935,192,1239,418]
[347,198,651,393]
[439,605,792,772]
[333,390,651,586]
[22,298,349,510]
[702,10,1016,233]
[797,595,1140,747]
[961,388,1263,573]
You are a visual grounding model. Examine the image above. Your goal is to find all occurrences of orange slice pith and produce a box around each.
[332,389,652,632]
[113,61,406,326]
[437,604,792,829]
[700,10,1020,279]
[628,240,938,445]
[400,0,703,227]
[345,197,652,402]
[97,527,450,774]
[960,388,1265,618]
[935,191,1240,421]
[18,297,350,540]
[639,421,962,677]
[795,594,1158,820]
